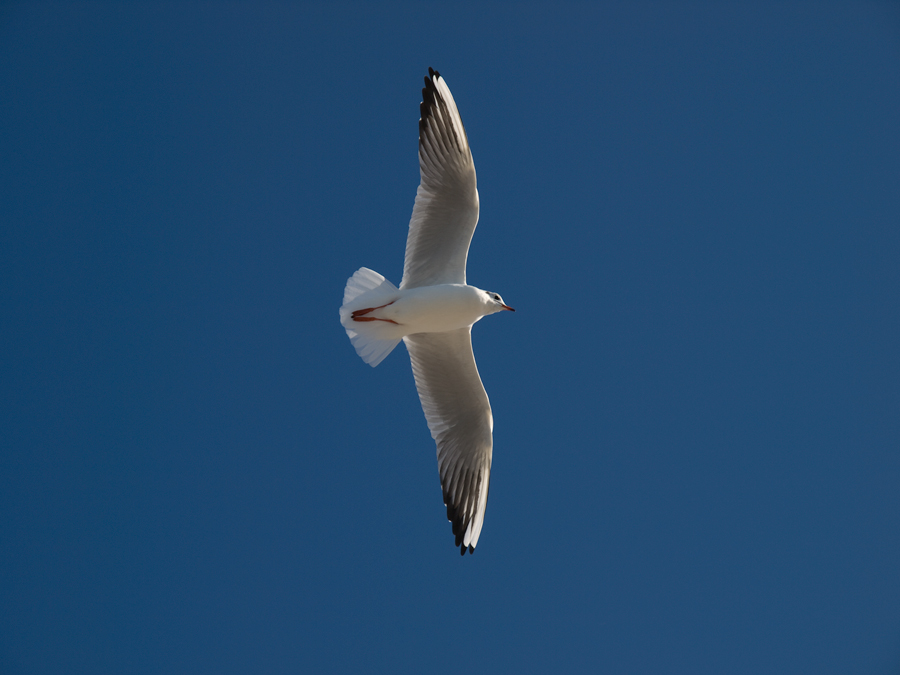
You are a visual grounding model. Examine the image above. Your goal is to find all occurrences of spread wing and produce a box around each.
[400,68,480,290]
[403,328,492,554]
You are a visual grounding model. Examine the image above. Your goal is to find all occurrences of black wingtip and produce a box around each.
[417,66,467,156]
[419,70,438,138]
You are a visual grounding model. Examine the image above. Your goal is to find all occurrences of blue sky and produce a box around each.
[2,2,899,673]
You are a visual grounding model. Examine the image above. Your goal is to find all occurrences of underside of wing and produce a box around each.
[404,328,493,554]
[400,68,480,290]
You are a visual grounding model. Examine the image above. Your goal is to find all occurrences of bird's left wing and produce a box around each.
[403,328,493,554]
[400,69,479,290]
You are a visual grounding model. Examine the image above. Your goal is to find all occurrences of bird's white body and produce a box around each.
[341,284,500,339]
[340,69,512,555]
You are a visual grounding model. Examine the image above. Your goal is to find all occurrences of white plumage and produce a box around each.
[340,68,513,554]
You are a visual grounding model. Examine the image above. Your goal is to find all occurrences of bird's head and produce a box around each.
[485,291,515,314]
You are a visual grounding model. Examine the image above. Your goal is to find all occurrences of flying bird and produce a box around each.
[340,68,513,555]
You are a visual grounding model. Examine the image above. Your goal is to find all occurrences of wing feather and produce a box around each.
[403,328,492,554]
[400,69,479,290]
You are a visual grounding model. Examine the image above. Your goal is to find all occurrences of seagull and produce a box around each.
[339,68,513,555]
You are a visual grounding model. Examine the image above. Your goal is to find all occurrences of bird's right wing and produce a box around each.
[403,328,492,554]
[400,69,479,290]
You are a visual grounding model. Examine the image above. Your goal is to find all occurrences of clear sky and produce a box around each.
[2,2,899,673]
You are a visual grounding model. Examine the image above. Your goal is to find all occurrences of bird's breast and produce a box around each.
[381,285,485,335]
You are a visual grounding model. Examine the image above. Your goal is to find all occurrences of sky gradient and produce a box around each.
[2,2,900,673]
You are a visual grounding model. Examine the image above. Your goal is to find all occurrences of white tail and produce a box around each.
[339,268,402,367]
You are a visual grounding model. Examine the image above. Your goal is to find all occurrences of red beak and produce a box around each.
[501,304,515,312]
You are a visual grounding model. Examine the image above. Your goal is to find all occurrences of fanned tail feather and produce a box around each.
[339,268,402,367]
